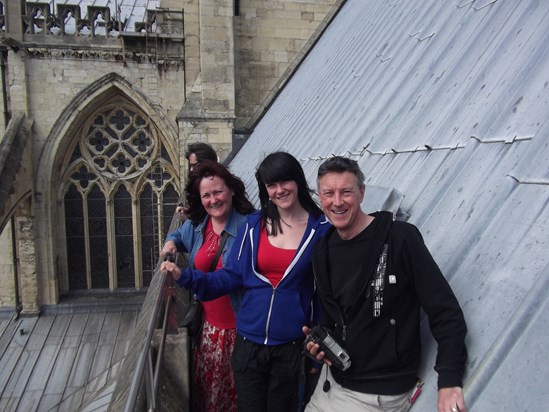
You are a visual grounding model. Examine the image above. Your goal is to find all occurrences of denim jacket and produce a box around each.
[164,207,249,314]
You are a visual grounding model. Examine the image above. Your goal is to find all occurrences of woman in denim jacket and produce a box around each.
[162,160,254,412]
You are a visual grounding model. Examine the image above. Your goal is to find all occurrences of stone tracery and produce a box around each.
[61,99,179,291]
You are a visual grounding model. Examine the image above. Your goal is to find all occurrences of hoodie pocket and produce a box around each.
[389,317,399,362]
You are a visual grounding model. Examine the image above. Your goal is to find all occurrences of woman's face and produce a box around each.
[265,180,299,211]
[199,175,234,221]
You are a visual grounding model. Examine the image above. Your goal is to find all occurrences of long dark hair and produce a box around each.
[185,160,255,225]
[255,152,322,235]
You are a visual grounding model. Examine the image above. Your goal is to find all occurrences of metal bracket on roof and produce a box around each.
[506,134,533,143]
[357,144,371,156]
[394,146,426,153]
[365,148,385,155]
[376,52,391,62]
[456,1,476,9]
[375,143,465,154]
[507,174,549,185]
[417,32,434,42]
[470,134,534,144]
[473,0,497,11]
[409,31,435,42]
[425,142,465,151]
[315,142,464,158]
[302,145,371,161]
[344,150,362,158]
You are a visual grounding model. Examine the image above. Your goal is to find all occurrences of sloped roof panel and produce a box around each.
[228,0,549,409]
[0,296,142,411]
[232,0,549,161]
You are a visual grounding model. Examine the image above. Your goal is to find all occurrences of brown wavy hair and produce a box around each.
[185,160,255,225]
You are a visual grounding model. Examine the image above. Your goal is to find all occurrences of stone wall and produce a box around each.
[13,52,185,161]
[0,222,15,308]
[16,209,39,315]
[234,0,339,129]
[177,0,236,165]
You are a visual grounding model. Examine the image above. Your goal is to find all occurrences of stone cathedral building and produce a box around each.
[0,0,341,315]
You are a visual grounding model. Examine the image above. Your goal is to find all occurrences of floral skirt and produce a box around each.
[192,320,237,412]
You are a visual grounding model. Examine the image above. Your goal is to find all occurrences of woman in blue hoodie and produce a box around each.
[161,152,331,412]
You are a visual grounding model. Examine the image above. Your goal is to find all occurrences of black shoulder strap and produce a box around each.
[208,231,229,272]
[189,231,229,303]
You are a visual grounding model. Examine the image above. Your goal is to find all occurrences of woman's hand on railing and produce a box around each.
[160,240,177,258]
[160,260,182,282]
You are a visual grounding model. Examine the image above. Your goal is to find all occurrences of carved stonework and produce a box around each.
[23,47,184,67]
[19,3,183,38]
[24,3,125,37]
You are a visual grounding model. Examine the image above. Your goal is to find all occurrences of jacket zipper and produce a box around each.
[264,288,276,345]
[262,226,317,344]
[236,223,250,260]
[336,309,347,342]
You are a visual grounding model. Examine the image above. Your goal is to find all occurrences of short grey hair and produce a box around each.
[317,156,365,188]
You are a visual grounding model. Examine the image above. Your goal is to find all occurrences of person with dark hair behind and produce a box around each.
[161,152,331,412]
[186,142,218,172]
[161,160,255,412]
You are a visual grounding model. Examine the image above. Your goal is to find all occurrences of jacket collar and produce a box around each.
[193,208,243,236]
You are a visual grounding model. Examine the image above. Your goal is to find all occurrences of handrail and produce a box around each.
[111,196,188,412]
[124,265,178,412]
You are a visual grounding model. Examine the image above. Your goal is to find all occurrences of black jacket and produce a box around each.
[313,211,467,395]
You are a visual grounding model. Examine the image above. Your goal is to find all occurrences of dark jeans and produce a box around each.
[231,334,303,412]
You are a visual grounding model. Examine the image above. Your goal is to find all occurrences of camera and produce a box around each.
[163,252,175,263]
[304,326,351,371]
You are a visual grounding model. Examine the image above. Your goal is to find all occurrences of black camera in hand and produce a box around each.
[304,326,351,371]
[163,252,176,263]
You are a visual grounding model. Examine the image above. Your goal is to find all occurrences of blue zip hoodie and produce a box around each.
[178,211,331,345]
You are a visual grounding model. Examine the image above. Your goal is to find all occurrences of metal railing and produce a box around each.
[109,195,188,411]
[124,256,179,412]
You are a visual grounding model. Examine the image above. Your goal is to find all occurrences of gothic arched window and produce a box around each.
[60,99,179,290]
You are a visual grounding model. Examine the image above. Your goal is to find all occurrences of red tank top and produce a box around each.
[194,219,236,329]
[257,225,296,288]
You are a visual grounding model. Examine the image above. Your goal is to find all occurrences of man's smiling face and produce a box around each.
[318,171,365,235]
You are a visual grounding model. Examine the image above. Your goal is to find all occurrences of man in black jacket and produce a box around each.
[303,156,467,412]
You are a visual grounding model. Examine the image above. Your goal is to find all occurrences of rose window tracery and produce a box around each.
[84,107,155,179]
[60,100,180,291]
